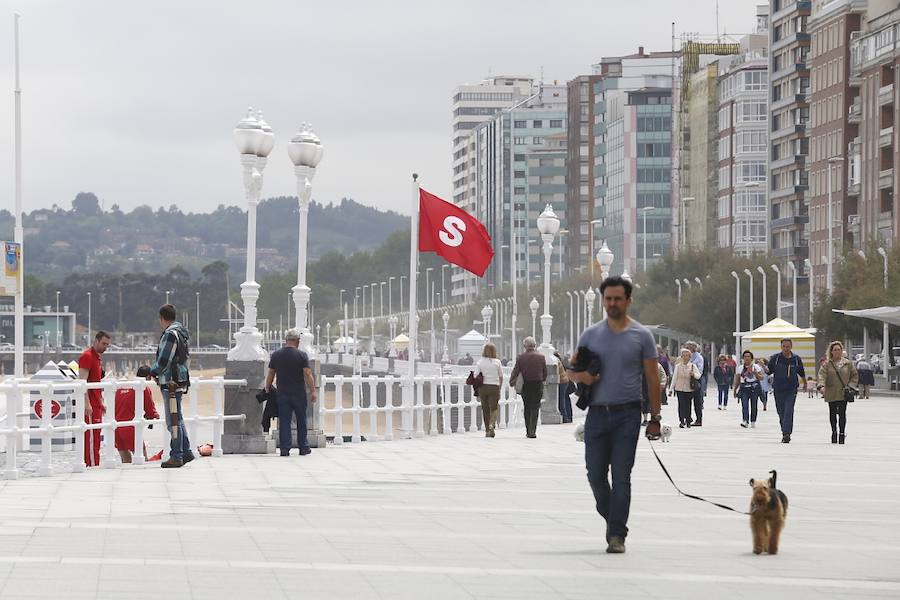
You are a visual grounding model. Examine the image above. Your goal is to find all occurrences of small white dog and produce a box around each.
[575,421,672,442]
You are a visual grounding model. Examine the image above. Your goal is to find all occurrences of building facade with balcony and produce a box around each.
[807,0,866,294]
[566,74,603,275]
[849,2,900,251]
[769,0,812,270]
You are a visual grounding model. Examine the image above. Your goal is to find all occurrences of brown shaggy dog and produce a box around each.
[749,470,788,555]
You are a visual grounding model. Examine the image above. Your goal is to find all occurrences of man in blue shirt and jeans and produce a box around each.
[767,338,806,443]
[266,329,318,456]
[568,276,660,554]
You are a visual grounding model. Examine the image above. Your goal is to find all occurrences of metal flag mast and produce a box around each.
[13,14,24,379]
[403,173,421,438]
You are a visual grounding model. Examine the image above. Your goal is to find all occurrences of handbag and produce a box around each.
[688,365,699,392]
[465,370,484,397]
[830,361,856,403]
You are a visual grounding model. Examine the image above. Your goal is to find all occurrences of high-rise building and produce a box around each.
[848,1,900,254]
[451,83,567,299]
[716,13,770,255]
[566,74,602,274]
[681,63,720,250]
[594,49,676,275]
[807,0,867,293]
[450,77,533,300]
[769,0,812,273]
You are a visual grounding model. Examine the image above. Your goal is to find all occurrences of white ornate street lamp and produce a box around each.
[731,271,741,356]
[529,297,539,338]
[596,241,613,320]
[743,268,754,331]
[786,262,798,324]
[481,305,493,339]
[622,270,633,285]
[878,247,889,378]
[675,278,682,304]
[442,311,450,363]
[229,107,272,361]
[804,258,814,328]
[389,315,398,358]
[536,204,560,359]
[326,322,331,354]
[585,287,596,326]
[288,123,324,357]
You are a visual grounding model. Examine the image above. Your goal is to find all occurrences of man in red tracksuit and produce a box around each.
[78,331,110,467]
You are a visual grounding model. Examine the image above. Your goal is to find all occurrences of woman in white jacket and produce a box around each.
[474,342,504,437]
[669,348,701,428]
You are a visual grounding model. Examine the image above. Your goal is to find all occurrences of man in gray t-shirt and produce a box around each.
[568,276,660,555]
[577,320,658,407]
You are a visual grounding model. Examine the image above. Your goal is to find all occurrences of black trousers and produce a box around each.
[828,400,848,434]
[521,381,543,436]
[676,391,694,425]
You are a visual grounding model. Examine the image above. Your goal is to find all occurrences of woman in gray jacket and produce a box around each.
[816,340,859,445]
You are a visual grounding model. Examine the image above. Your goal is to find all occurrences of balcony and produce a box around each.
[770,123,806,142]
[848,100,862,123]
[848,178,861,196]
[770,153,806,171]
[879,83,894,106]
[879,168,893,189]
[772,0,811,23]
[771,31,811,54]
[880,126,894,147]
[770,215,810,230]
[773,245,810,259]
[770,93,807,112]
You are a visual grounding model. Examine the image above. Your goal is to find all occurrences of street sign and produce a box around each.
[1,242,21,296]
[33,398,62,419]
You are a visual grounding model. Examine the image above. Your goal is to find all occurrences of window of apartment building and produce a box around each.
[637,167,670,183]
[718,196,731,219]
[514,120,527,128]
[513,136,527,145]
[580,104,590,116]
[515,170,526,179]
[514,186,525,194]
[532,136,544,145]
[580,164,589,176]
[719,166,731,190]
[580,144,590,156]
[637,115,672,131]
[550,119,563,128]
[637,142,671,157]
[514,153,526,161]
[737,101,767,122]
[744,70,767,91]
[737,160,767,184]
[718,105,732,131]
[719,137,732,161]
[533,120,543,128]
[736,189,766,213]
[737,131,767,153]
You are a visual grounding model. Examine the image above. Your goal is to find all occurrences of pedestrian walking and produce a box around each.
[265,328,318,456]
[474,343,504,437]
[855,356,874,399]
[554,351,573,423]
[733,350,763,428]
[78,330,110,467]
[642,361,667,425]
[817,341,859,444]
[757,358,772,410]
[509,337,547,438]
[767,338,807,444]
[669,348,701,429]
[114,365,159,463]
[713,354,734,410]
[687,341,706,426]
[567,275,660,554]
[150,304,195,468]
[657,345,671,405]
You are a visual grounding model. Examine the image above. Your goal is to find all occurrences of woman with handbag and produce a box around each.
[732,350,763,429]
[474,342,504,437]
[669,348,701,429]
[816,340,859,444]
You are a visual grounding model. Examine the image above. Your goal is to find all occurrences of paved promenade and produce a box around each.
[1,391,898,599]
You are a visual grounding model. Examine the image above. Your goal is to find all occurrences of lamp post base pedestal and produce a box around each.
[222,358,276,454]
[540,362,563,425]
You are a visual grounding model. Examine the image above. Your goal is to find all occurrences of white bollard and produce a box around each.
[212,377,225,457]
[414,378,425,438]
[186,384,200,450]
[428,379,438,436]
[132,378,148,465]
[102,382,119,469]
[498,384,508,429]
[351,376,362,444]
[72,380,86,473]
[441,379,451,434]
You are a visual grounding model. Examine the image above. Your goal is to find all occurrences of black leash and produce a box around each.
[647,439,750,515]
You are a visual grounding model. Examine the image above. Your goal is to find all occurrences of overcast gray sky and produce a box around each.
[0,0,755,216]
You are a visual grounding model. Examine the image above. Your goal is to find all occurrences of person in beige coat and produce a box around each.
[816,340,859,445]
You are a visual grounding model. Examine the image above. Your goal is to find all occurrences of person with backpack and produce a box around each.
[767,338,807,444]
[150,303,195,468]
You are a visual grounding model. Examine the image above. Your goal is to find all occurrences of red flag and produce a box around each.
[418,188,494,277]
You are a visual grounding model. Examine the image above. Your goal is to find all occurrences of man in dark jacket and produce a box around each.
[265,329,318,456]
[713,355,734,410]
[767,338,806,443]
[150,304,194,469]
[510,337,548,438]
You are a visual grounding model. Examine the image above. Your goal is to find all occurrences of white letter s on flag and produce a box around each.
[438,216,466,247]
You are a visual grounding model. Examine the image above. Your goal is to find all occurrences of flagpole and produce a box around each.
[403,173,420,439]
[13,14,24,380]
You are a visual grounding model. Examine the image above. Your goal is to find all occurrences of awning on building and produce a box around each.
[833,307,900,327]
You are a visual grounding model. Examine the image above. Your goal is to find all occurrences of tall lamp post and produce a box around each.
[55,291,60,348]
[481,305,492,339]
[743,268,754,331]
[229,107,272,361]
[86,292,92,339]
[442,311,450,363]
[786,261,798,325]
[731,271,741,356]
[288,123,324,355]
[675,279,682,304]
[537,204,561,357]
[804,258,813,327]
[585,287,596,327]
[826,156,842,294]
[195,291,200,350]
[771,264,782,321]
[325,322,331,354]
[565,291,574,352]
[878,247,890,376]
[529,298,539,338]
[640,206,655,272]
[596,241,613,319]
[756,265,768,324]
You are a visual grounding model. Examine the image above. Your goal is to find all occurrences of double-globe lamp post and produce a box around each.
[596,241,613,320]
[288,124,325,356]
[537,204,560,361]
[230,108,274,360]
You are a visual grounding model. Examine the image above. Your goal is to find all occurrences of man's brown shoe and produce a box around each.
[606,536,626,554]
[161,458,183,469]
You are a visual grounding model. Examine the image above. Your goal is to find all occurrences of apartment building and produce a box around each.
[566,74,602,274]
[769,0,812,272]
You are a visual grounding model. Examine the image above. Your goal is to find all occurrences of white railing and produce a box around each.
[0,377,246,480]
[317,374,524,444]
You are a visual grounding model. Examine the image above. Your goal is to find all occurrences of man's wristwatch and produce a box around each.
[650,414,662,423]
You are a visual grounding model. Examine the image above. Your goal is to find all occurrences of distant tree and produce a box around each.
[71,192,101,216]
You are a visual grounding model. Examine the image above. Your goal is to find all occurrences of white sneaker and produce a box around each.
[740,421,749,428]
[751,422,756,428]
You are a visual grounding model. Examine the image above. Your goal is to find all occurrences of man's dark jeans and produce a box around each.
[162,387,192,461]
[277,393,309,451]
[558,383,573,423]
[717,384,729,407]
[773,388,797,435]
[521,381,543,436]
[584,403,641,540]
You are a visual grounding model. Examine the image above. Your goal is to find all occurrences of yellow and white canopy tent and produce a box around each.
[391,333,410,352]
[742,318,817,375]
